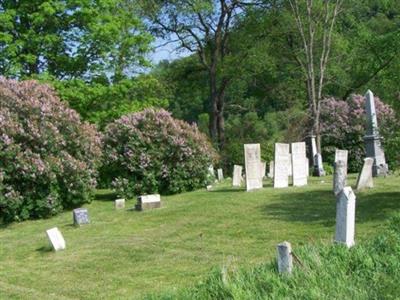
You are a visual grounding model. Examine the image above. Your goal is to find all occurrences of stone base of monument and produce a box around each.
[135,194,161,211]
[364,134,388,177]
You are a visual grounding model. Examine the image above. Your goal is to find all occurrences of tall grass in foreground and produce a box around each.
[147,213,400,299]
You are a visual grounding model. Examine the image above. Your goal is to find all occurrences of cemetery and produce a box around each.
[1,1,400,299]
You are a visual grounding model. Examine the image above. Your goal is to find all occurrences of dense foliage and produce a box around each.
[102,109,217,198]
[147,213,400,299]
[0,78,102,223]
[320,94,397,172]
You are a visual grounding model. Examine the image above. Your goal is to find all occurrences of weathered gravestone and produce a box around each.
[333,160,347,196]
[73,208,90,226]
[335,149,348,167]
[364,90,388,176]
[274,143,290,188]
[356,157,374,191]
[260,161,267,180]
[115,198,125,209]
[46,227,66,251]
[268,161,274,178]
[335,186,356,248]
[232,165,243,187]
[291,142,308,187]
[136,194,161,211]
[244,144,263,191]
[313,153,326,177]
[206,185,213,191]
[217,168,224,181]
[208,165,215,177]
[277,241,293,274]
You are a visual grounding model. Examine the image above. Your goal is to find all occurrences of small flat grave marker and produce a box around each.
[115,198,125,209]
[73,208,90,226]
[136,194,161,211]
[46,227,66,251]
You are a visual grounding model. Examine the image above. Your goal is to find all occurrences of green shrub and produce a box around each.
[0,78,102,223]
[101,109,218,197]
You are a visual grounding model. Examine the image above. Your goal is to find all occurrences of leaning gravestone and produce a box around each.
[333,160,347,196]
[136,194,161,211]
[364,90,388,176]
[291,142,307,187]
[73,208,90,226]
[356,158,374,191]
[244,144,263,191]
[268,161,274,178]
[46,227,66,251]
[274,143,290,188]
[115,198,125,209]
[335,186,356,248]
[217,168,224,181]
[232,165,243,187]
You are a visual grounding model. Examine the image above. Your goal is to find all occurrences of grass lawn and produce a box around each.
[0,174,399,299]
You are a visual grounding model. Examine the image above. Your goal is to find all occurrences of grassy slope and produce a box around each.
[0,174,399,299]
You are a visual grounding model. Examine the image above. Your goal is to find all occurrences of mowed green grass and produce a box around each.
[1,174,399,299]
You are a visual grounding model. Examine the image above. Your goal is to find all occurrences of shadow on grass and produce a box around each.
[36,245,53,253]
[262,190,400,226]
[94,190,116,201]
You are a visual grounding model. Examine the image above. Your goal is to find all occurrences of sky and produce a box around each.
[148,38,191,65]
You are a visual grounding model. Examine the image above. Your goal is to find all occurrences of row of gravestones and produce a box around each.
[46,194,162,251]
[277,156,375,274]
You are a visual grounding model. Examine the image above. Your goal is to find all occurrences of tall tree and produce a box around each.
[143,0,260,149]
[286,0,343,151]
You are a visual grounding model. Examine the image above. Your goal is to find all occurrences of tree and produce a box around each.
[286,0,343,152]
[143,0,261,150]
[0,0,152,81]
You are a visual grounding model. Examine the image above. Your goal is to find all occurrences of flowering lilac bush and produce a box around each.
[0,78,102,223]
[102,109,217,197]
[320,94,397,172]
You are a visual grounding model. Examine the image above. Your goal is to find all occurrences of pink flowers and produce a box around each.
[0,77,102,222]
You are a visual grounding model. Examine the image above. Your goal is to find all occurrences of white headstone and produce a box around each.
[333,160,347,196]
[335,187,356,248]
[277,241,293,274]
[46,227,66,251]
[335,149,348,172]
[356,158,374,191]
[305,158,309,177]
[136,194,161,211]
[208,165,215,177]
[232,165,243,187]
[115,198,125,209]
[291,142,307,187]
[268,161,274,178]
[274,143,290,188]
[206,185,213,191]
[217,168,224,181]
[260,161,266,179]
[288,154,293,176]
[244,144,263,191]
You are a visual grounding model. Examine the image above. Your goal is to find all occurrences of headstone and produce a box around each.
[277,241,293,274]
[206,185,213,191]
[136,194,161,211]
[306,135,318,169]
[333,160,347,196]
[313,153,326,176]
[232,165,243,187]
[288,154,293,177]
[115,198,125,209]
[217,168,224,181]
[244,144,263,191]
[305,158,309,177]
[46,227,66,251]
[363,90,388,177]
[73,208,90,226]
[335,149,348,167]
[291,142,308,187]
[274,143,290,188]
[208,165,215,177]
[260,161,267,179]
[335,186,356,248]
[356,158,374,191]
[268,161,274,178]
